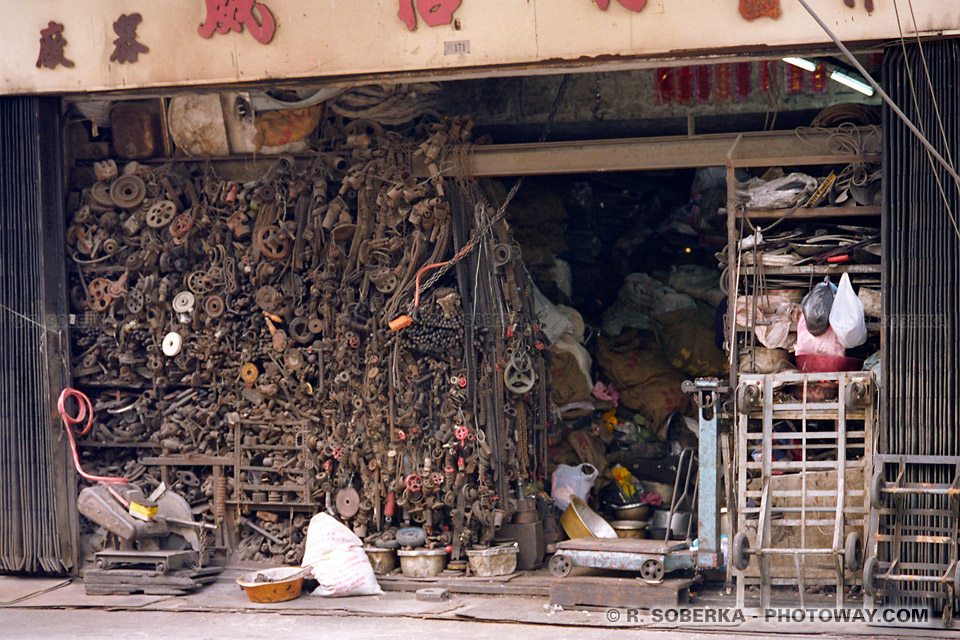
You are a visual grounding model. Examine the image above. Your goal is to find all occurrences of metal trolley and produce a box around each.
[732,371,876,611]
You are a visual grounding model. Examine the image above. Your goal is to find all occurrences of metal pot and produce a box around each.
[648,509,693,540]
[612,502,651,521]
[610,520,648,540]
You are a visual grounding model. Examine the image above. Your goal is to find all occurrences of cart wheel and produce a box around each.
[869,469,886,510]
[732,531,751,571]
[845,532,863,571]
[863,556,880,598]
[549,554,572,578]
[955,562,960,596]
[155,561,167,574]
[95,557,106,570]
[737,384,761,415]
[844,379,869,408]
[640,558,665,582]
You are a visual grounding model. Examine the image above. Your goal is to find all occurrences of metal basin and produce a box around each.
[561,496,618,539]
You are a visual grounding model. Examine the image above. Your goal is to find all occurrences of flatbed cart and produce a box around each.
[549,538,695,582]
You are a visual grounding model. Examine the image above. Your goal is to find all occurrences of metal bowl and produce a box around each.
[610,520,648,540]
[560,496,618,539]
[612,502,651,521]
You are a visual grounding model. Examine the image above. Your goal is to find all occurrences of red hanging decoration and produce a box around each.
[785,63,805,94]
[734,62,752,101]
[809,63,828,94]
[677,66,693,104]
[656,67,674,104]
[715,63,732,103]
[695,65,712,104]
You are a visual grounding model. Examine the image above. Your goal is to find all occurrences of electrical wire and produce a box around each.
[795,0,960,242]
[57,387,129,484]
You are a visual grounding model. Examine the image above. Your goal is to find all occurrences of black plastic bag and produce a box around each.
[801,280,834,336]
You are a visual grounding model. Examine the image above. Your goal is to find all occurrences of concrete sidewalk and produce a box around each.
[0,573,952,639]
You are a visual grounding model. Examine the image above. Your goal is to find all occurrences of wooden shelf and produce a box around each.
[736,205,881,220]
[741,263,880,276]
[76,440,161,449]
[728,153,881,168]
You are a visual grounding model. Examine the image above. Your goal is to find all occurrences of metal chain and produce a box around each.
[412,76,570,301]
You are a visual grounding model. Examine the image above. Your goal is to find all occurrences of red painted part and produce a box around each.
[384,492,396,517]
[417,0,461,27]
[786,63,805,94]
[57,388,130,484]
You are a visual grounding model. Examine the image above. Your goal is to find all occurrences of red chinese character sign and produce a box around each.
[593,0,647,11]
[110,14,149,64]
[398,0,462,31]
[36,21,74,70]
[198,0,276,44]
[739,0,780,21]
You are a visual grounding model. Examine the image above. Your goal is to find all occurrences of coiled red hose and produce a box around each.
[57,387,129,484]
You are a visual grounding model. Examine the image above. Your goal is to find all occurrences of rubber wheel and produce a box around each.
[640,558,665,582]
[863,556,880,598]
[955,561,960,595]
[155,561,167,574]
[549,554,572,578]
[732,531,751,571]
[95,557,106,570]
[845,531,863,571]
[870,469,886,510]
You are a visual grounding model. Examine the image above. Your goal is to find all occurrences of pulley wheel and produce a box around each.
[240,362,259,383]
[335,487,360,519]
[549,553,572,578]
[146,200,177,228]
[396,527,426,548]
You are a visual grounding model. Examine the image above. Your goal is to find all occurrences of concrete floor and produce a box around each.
[0,608,888,640]
[0,573,953,639]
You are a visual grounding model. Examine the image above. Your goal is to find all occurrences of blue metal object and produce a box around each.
[682,378,727,569]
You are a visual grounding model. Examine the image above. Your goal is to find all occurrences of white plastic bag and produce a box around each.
[302,513,383,597]
[551,463,598,511]
[829,273,867,348]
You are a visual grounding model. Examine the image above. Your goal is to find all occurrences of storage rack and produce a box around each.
[724,129,882,611]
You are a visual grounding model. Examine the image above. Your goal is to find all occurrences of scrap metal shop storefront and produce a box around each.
[2,0,960,628]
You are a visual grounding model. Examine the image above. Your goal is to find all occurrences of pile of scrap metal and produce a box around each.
[67,114,550,570]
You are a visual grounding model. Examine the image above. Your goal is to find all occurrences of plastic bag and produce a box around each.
[551,463,598,511]
[302,513,383,597]
[801,280,835,336]
[829,273,867,348]
[795,314,845,358]
[736,173,818,209]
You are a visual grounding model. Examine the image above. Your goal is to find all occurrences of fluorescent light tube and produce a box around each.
[829,70,875,96]
[782,57,817,72]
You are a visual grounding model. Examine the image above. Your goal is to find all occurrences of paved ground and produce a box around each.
[1,573,953,639]
[0,608,878,640]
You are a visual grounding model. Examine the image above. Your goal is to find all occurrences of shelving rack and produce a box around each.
[724,127,882,610]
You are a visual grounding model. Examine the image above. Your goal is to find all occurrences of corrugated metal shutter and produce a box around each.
[0,96,76,574]
[879,39,960,613]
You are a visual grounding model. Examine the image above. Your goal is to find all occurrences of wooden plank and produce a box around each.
[140,456,234,466]
[379,577,550,597]
[550,576,692,609]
